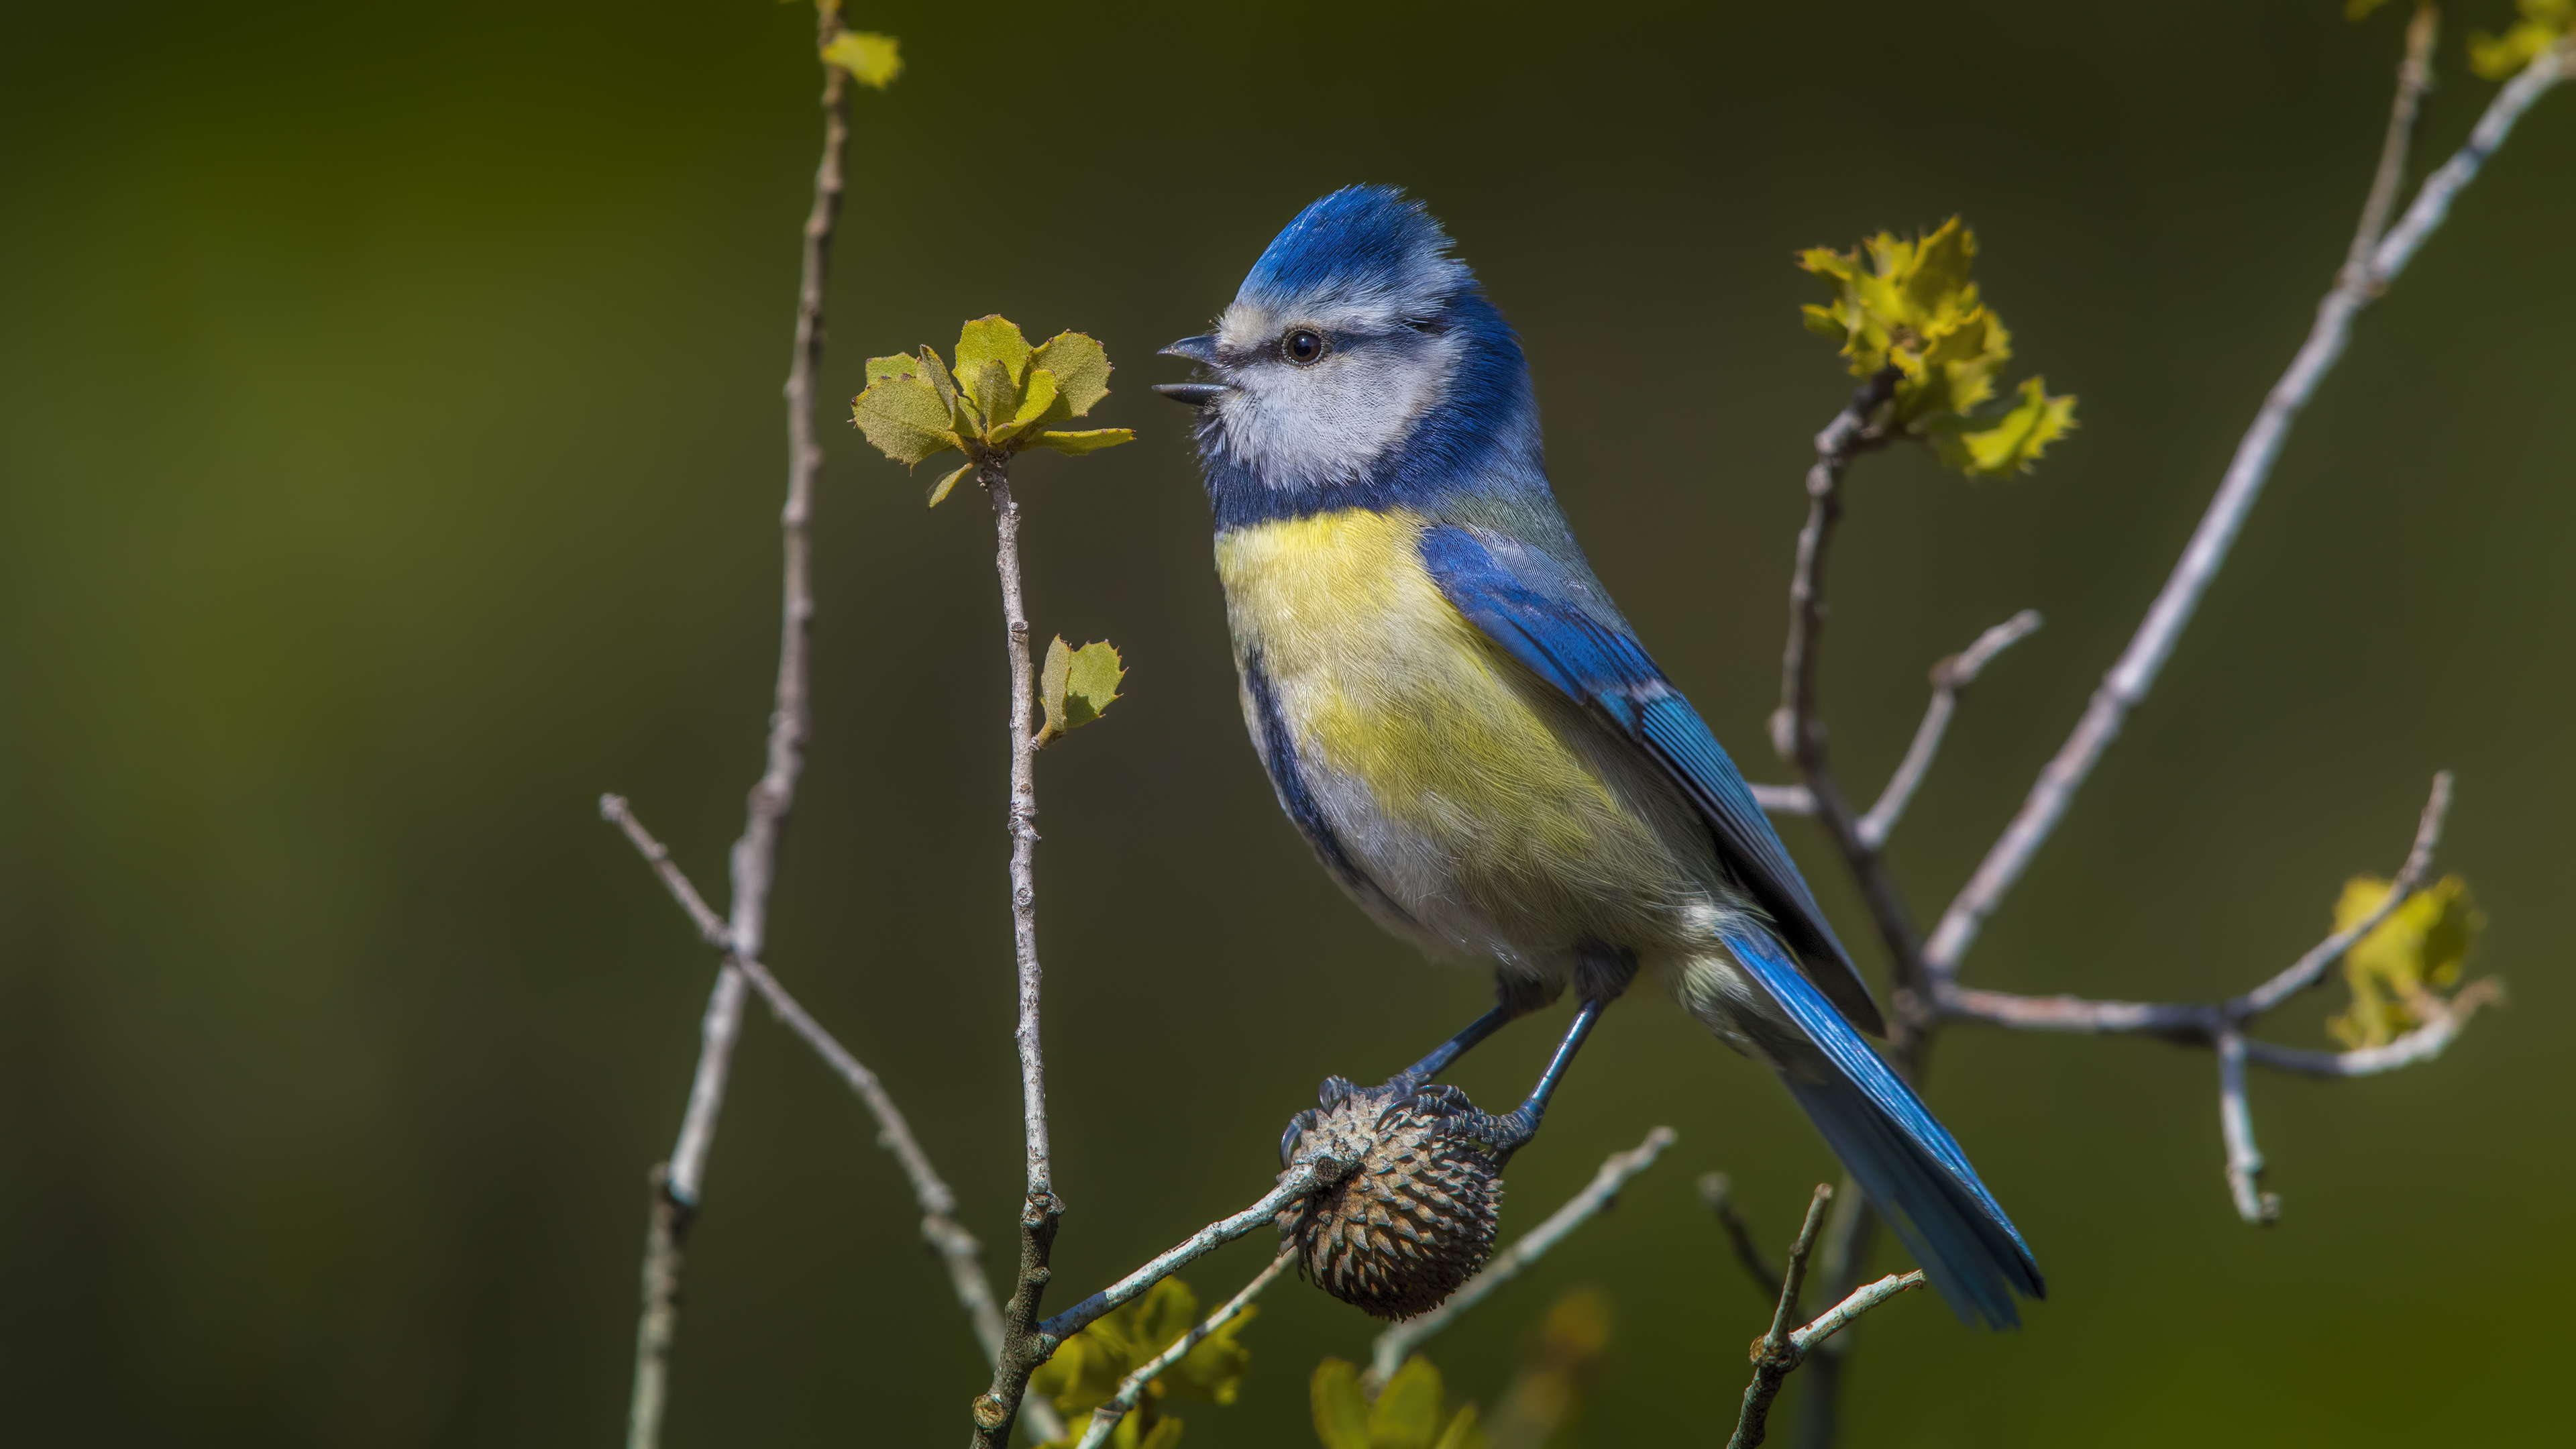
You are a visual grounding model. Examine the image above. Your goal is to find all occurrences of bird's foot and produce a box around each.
[1277,1073,1537,1170]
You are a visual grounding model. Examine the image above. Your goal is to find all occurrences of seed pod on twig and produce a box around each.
[1277,1079,1503,1319]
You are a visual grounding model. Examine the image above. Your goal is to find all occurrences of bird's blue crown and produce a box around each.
[1234,185,1472,320]
[1191,186,1551,533]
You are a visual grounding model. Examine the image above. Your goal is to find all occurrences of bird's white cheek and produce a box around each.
[1220,337,1460,492]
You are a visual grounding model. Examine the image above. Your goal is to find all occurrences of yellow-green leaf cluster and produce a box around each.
[2469,0,2571,79]
[851,315,1134,505]
[1799,217,2076,478]
[1311,1357,1489,1449]
[820,28,903,89]
[1031,1277,1256,1449]
[1038,637,1125,745]
[2326,873,2483,1048]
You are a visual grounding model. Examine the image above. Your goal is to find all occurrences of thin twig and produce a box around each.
[1856,611,2043,849]
[1790,1273,1926,1354]
[2233,771,2449,1016]
[2343,3,2441,289]
[1038,1167,1324,1346]
[1934,773,2459,1043]
[1921,15,2534,986]
[1699,1173,1786,1304]
[1726,1184,1835,1449]
[1768,366,1937,1040]
[1789,1176,1870,1449]
[598,796,1038,1413]
[2241,979,2503,1077]
[626,25,848,1446]
[1069,1250,1298,1449]
[2215,1029,2279,1224]
[1749,782,1817,816]
[1365,1128,1676,1390]
[971,452,1070,1449]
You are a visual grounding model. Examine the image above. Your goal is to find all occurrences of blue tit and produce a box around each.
[1155,186,2041,1328]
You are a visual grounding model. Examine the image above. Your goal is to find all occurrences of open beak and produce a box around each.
[1155,334,1229,407]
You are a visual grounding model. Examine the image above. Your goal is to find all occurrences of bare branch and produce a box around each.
[2241,979,2504,1077]
[1933,772,2461,1046]
[1750,782,1818,817]
[2366,34,2570,285]
[2343,3,2441,288]
[2233,772,2450,1016]
[1070,1250,1298,1449]
[627,1165,685,1449]
[1699,1172,1785,1305]
[1770,367,1902,765]
[2215,1029,2279,1224]
[1040,1167,1324,1346]
[599,798,1067,1442]
[970,451,1073,1449]
[1857,611,2043,849]
[1724,1186,1925,1448]
[1922,24,2556,985]
[1725,1184,1833,1449]
[1790,1272,1927,1355]
[1366,1127,1676,1390]
[626,28,849,1445]
[1789,1178,1872,1449]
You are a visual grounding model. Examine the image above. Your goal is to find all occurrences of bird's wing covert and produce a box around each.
[1417,523,1885,1035]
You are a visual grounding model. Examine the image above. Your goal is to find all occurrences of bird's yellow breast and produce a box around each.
[1214,508,1697,935]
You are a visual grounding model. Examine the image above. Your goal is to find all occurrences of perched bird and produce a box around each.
[1155,186,2043,1328]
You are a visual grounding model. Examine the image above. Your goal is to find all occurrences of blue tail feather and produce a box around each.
[1722,926,2043,1329]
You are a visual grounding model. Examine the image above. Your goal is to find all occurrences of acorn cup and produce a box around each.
[1276,1078,1505,1319]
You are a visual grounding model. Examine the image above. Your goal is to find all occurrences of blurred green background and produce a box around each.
[3,1,2569,1444]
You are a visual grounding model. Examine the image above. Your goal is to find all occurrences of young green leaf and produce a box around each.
[926,461,973,507]
[964,359,1021,442]
[1031,330,1116,417]
[1309,1360,1374,1449]
[1038,637,1125,743]
[1931,376,2076,478]
[1800,218,2076,476]
[994,368,1062,445]
[2328,874,2483,1049]
[1028,427,1136,455]
[1428,1407,1485,1449]
[916,345,961,414]
[819,29,904,89]
[2469,1,2572,80]
[1371,1357,1447,1449]
[852,371,961,466]
[955,315,1034,394]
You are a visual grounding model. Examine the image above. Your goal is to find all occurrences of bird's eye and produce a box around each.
[1282,329,1328,366]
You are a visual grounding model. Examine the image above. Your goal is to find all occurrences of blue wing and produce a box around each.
[1417,523,1884,1034]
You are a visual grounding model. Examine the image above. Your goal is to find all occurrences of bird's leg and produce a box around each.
[1277,976,1555,1166]
[1279,951,1636,1169]
[1452,946,1638,1166]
